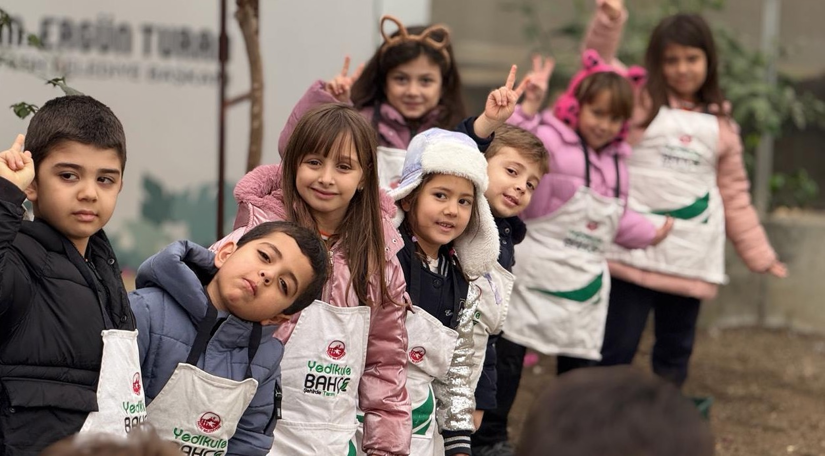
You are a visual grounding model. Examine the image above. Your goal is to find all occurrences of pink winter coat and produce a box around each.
[584,2,778,300]
[215,165,412,456]
[508,106,657,249]
[278,80,441,153]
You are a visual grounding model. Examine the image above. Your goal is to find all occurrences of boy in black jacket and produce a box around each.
[0,96,133,456]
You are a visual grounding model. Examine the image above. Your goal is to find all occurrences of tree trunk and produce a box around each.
[235,0,264,172]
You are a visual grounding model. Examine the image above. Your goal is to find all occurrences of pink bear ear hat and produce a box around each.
[552,49,646,144]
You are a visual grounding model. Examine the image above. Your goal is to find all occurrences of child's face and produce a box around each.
[385,55,443,121]
[25,141,122,253]
[484,147,542,218]
[662,43,708,100]
[402,174,474,259]
[295,137,363,232]
[210,231,315,324]
[578,90,626,150]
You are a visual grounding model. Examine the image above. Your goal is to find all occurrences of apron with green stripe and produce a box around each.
[504,137,623,361]
[606,107,725,284]
[352,306,457,455]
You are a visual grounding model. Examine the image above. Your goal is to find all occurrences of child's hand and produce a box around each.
[520,55,555,117]
[472,409,484,430]
[473,65,530,139]
[767,260,788,278]
[0,135,35,192]
[324,56,364,103]
[650,216,674,246]
[599,0,624,20]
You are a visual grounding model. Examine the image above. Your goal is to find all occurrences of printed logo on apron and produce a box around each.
[145,303,262,455]
[606,107,726,284]
[270,301,370,456]
[409,346,427,364]
[505,138,623,360]
[78,329,147,438]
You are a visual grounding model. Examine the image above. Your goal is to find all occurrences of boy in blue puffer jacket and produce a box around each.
[128,221,328,456]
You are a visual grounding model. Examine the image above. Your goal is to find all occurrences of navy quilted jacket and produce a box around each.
[129,241,282,456]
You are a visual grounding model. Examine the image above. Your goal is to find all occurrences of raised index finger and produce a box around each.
[505,65,517,90]
[340,56,351,77]
[9,134,24,153]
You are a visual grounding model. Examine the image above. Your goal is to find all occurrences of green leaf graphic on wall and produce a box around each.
[111,173,237,271]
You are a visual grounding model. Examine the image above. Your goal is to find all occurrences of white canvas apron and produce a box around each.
[353,305,457,456]
[269,301,370,456]
[505,141,623,360]
[469,263,514,389]
[78,329,147,437]
[377,146,407,191]
[606,107,725,284]
[145,305,260,455]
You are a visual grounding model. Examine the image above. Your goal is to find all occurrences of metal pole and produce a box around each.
[755,0,780,326]
[217,0,228,240]
[754,0,780,219]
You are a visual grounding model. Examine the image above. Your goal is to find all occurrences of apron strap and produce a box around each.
[579,134,622,198]
[186,297,219,366]
[245,323,262,379]
[578,134,592,188]
[188,288,262,380]
[449,261,461,328]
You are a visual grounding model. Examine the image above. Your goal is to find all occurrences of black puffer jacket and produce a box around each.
[0,178,135,456]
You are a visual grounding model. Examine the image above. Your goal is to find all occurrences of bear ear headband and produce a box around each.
[379,14,452,66]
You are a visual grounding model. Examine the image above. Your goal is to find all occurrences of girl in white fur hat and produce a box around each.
[388,128,500,456]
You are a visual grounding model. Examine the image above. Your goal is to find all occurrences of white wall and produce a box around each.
[0,0,429,268]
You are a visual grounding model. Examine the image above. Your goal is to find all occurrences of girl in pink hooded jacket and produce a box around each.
[213,104,412,456]
[584,0,786,387]
[279,15,466,154]
[279,15,468,190]
[472,49,672,456]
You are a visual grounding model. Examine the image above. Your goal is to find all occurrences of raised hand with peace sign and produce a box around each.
[324,56,365,103]
[472,65,530,139]
[521,55,555,117]
[0,135,35,192]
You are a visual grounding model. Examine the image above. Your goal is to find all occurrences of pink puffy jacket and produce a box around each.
[214,165,412,456]
[278,80,441,153]
[584,1,778,300]
[508,106,657,249]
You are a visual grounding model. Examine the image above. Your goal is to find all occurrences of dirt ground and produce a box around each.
[509,327,825,456]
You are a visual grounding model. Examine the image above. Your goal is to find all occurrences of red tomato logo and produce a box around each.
[197,412,222,433]
[409,347,426,364]
[132,373,141,396]
[327,340,346,360]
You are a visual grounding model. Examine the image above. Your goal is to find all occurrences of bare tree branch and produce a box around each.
[235,0,264,172]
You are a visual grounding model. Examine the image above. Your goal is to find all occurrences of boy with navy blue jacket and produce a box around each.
[128,222,328,455]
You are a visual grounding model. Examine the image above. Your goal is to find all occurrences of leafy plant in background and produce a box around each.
[0,7,83,117]
[502,0,825,209]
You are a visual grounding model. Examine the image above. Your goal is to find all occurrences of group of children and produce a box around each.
[0,1,785,455]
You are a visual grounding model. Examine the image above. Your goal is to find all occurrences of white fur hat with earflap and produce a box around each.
[388,128,500,277]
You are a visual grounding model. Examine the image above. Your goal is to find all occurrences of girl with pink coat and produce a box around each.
[213,104,411,456]
[584,0,786,387]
